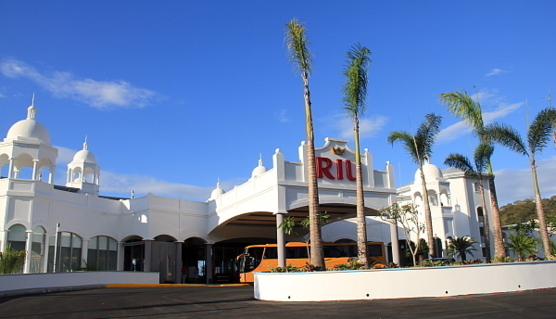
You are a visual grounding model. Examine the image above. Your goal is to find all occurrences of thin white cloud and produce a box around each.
[99,171,213,200]
[437,90,522,143]
[495,156,556,206]
[482,102,522,123]
[328,114,388,140]
[485,68,507,77]
[0,59,156,109]
[275,109,289,123]
[55,145,78,166]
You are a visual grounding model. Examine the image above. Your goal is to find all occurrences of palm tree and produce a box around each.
[485,107,556,257]
[444,144,493,262]
[388,113,442,257]
[447,236,478,261]
[285,18,324,269]
[439,90,506,259]
[342,43,372,267]
[506,232,537,261]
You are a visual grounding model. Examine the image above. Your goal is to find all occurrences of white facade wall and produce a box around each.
[1,105,493,277]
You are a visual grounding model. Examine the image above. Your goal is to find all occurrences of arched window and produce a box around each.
[48,232,82,272]
[88,236,118,270]
[477,207,485,245]
[7,224,27,251]
[30,226,46,273]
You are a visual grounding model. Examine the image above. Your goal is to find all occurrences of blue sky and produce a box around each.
[1,1,555,206]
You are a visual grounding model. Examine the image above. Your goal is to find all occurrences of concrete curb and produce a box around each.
[106,283,250,288]
[0,284,105,297]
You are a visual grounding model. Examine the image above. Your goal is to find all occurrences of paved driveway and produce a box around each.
[0,286,555,318]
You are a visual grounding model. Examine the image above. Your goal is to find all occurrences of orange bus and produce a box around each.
[237,241,386,283]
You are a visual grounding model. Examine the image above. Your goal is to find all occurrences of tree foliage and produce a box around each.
[446,236,478,262]
[0,243,26,274]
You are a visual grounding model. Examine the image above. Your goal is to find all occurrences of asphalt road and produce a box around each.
[0,286,555,318]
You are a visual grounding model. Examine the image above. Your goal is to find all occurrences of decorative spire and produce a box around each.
[27,93,37,120]
[83,135,89,150]
[258,153,264,167]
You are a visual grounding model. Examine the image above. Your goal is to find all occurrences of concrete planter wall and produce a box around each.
[254,261,556,301]
[0,271,159,295]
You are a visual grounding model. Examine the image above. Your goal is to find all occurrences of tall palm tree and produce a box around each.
[342,43,372,267]
[285,18,324,269]
[485,107,556,257]
[444,144,493,262]
[447,236,478,262]
[506,232,537,261]
[388,113,442,257]
[439,91,506,258]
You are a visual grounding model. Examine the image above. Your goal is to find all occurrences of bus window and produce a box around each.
[264,247,278,259]
[367,244,383,257]
[286,247,308,258]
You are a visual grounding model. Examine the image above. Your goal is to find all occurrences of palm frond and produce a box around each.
[415,113,442,162]
[484,123,528,156]
[473,143,494,173]
[439,91,484,138]
[342,43,371,119]
[527,107,556,154]
[387,131,420,164]
[444,153,474,173]
[285,18,312,76]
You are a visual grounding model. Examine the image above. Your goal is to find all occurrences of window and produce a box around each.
[30,226,46,273]
[88,236,118,270]
[48,232,82,272]
[7,224,27,251]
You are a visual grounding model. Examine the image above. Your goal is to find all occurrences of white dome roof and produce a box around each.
[208,182,225,201]
[6,106,50,143]
[251,158,267,178]
[414,163,443,181]
[73,149,97,163]
[72,139,97,163]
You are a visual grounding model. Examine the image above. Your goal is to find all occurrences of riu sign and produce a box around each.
[316,157,356,181]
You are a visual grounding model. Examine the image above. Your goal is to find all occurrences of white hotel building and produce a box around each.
[0,103,492,283]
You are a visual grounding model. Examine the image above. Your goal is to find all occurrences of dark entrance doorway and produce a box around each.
[212,238,274,283]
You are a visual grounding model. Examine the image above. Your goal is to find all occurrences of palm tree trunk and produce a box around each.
[487,174,506,258]
[354,119,368,267]
[531,159,552,257]
[303,74,325,269]
[419,165,436,258]
[479,185,492,262]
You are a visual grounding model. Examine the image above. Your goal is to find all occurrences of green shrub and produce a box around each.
[493,256,513,263]
[0,244,27,274]
[333,260,365,271]
[269,265,300,273]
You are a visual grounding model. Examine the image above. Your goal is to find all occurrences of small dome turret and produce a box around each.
[414,162,443,182]
[73,137,97,163]
[6,104,51,144]
[251,156,267,178]
[208,182,225,201]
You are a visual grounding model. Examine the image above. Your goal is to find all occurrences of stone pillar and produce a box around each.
[390,219,400,265]
[24,230,33,273]
[81,239,89,269]
[144,239,153,272]
[8,157,15,179]
[276,213,286,267]
[117,242,124,271]
[32,159,39,180]
[43,233,50,273]
[48,166,56,184]
[175,242,183,283]
[205,243,213,284]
